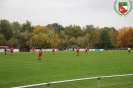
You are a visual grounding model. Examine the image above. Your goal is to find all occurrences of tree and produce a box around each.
[0,19,13,40]
[64,25,83,39]
[58,38,69,50]
[30,33,52,48]
[0,33,6,45]
[83,25,100,48]
[21,20,34,32]
[59,30,65,39]
[7,38,18,48]
[76,37,85,47]
[47,23,64,36]
[102,27,118,48]
[117,27,133,47]
[83,25,96,43]
[83,33,90,47]
[18,31,33,47]
[96,28,111,48]
[63,25,84,48]
[30,25,60,48]
[12,22,21,39]
[69,37,77,47]
[109,27,118,48]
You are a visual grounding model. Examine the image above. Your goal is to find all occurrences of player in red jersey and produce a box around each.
[32,47,35,53]
[52,48,55,55]
[76,47,80,56]
[10,47,14,55]
[4,47,7,55]
[85,47,88,53]
[38,49,42,60]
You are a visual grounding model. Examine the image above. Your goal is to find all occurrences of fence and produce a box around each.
[12,74,133,88]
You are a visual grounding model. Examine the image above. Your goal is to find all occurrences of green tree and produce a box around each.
[96,28,111,48]
[12,22,22,39]
[69,37,77,47]
[59,30,65,39]
[83,25,96,43]
[7,38,18,48]
[58,38,69,50]
[18,31,33,47]
[83,33,90,47]
[0,19,13,40]
[47,23,64,36]
[77,37,85,47]
[0,33,6,45]
[21,20,34,32]
[83,25,100,48]
[64,25,83,39]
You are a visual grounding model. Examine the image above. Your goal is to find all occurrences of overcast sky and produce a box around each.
[0,0,133,30]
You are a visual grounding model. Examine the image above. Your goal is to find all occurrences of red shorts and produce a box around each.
[39,54,42,57]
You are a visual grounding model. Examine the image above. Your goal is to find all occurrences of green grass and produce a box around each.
[0,50,133,88]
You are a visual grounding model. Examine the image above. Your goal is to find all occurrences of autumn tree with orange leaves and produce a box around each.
[29,25,60,48]
[117,27,133,47]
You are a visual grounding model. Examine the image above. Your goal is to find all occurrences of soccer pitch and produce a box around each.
[0,50,133,88]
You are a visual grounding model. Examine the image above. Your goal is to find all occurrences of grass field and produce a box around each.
[0,50,133,88]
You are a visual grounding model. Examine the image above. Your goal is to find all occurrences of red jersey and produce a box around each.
[85,47,88,51]
[52,48,55,52]
[76,47,80,52]
[10,47,14,52]
[39,50,42,57]
[4,47,7,52]
[32,47,35,52]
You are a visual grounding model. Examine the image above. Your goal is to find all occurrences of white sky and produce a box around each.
[0,0,133,30]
